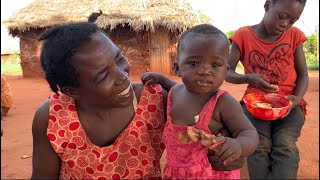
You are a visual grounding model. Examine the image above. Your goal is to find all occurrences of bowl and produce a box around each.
[243,92,291,120]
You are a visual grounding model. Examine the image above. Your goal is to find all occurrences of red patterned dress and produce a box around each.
[47,84,165,179]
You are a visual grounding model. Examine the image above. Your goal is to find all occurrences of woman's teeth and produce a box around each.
[117,85,131,96]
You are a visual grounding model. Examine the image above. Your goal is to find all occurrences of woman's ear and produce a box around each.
[173,62,181,77]
[61,87,80,99]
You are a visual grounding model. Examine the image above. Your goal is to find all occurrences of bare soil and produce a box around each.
[1,70,319,179]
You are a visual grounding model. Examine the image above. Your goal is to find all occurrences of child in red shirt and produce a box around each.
[226,0,308,179]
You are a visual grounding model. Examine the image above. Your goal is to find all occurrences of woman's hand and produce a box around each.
[246,74,278,93]
[208,155,247,171]
[214,137,242,165]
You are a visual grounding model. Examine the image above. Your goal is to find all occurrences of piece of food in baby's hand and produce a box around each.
[179,126,200,144]
[253,102,273,108]
[194,115,200,123]
[200,130,215,147]
[179,131,192,144]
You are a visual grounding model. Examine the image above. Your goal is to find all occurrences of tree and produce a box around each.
[226,30,236,39]
[304,33,318,55]
[198,12,212,24]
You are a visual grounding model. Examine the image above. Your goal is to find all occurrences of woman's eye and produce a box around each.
[98,71,109,83]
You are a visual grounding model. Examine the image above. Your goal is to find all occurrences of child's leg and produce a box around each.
[241,104,272,179]
[269,106,304,179]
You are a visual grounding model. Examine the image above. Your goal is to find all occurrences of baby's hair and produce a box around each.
[271,0,307,5]
[39,22,99,94]
[177,24,228,56]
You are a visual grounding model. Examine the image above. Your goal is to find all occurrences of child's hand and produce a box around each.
[247,74,278,93]
[214,137,242,165]
[281,95,300,118]
[140,72,163,85]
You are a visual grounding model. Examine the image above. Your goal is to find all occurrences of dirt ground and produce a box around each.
[1,70,319,179]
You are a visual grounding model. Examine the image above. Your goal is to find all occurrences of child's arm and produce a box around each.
[287,44,308,110]
[226,42,278,93]
[214,94,259,165]
[140,72,177,92]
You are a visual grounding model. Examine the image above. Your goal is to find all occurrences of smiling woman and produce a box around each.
[31,22,169,179]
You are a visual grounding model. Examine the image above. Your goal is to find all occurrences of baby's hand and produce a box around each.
[199,131,225,151]
[140,72,163,85]
[214,137,242,165]
[179,127,201,144]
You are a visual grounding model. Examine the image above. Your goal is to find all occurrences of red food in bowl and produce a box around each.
[243,92,291,120]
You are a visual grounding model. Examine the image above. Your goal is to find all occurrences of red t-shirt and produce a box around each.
[230,26,307,116]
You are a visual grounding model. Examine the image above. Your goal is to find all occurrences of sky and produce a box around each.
[1,0,319,54]
[188,0,319,35]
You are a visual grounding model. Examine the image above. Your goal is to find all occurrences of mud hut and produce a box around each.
[3,0,202,78]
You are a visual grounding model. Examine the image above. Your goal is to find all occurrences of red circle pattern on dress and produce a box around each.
[47,85,165,179]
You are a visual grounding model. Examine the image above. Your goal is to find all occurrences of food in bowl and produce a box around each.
[243,92,291,120]
[253,102,273,108]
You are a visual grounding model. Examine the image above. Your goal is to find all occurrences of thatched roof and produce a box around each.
[3,0,203,37]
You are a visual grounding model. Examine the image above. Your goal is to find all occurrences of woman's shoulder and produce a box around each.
[32,99,50,139]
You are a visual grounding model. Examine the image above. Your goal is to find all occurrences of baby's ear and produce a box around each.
[173,62,180,77]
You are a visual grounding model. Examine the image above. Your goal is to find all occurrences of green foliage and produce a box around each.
[1,51,22,74]
[225,30,236,39]
[304,33,318,55]
[305,52,319,70]
[199,12,212,24]
[1,61,22,74]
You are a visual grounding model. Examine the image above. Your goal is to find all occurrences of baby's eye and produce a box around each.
[190,62,198,66]
[212,63,221,68]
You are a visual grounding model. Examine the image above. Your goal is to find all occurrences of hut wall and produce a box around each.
[18,26,180,78]
[169,31,180,75]
[20,30,44,78]
[107,26,149,76]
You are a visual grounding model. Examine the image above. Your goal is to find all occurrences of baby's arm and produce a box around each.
[140,72,177,92]
[214,94,259,165]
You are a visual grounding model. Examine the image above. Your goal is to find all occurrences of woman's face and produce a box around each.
[177,33,229,94]
[70,31,134,108]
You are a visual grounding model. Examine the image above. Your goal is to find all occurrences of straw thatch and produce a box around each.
[3,0,202,37]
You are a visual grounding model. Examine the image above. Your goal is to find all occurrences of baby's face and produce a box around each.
[177,33,229,94]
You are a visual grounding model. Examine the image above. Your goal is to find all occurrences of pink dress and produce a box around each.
[162,89,240,179]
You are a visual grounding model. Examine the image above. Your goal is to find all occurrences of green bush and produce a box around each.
[305,52,319,70]
[1,61,22,74]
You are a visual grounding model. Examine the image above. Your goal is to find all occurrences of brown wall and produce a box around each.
[107,26,150,76]
[18,26,180,78]
[20,30,45,78]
